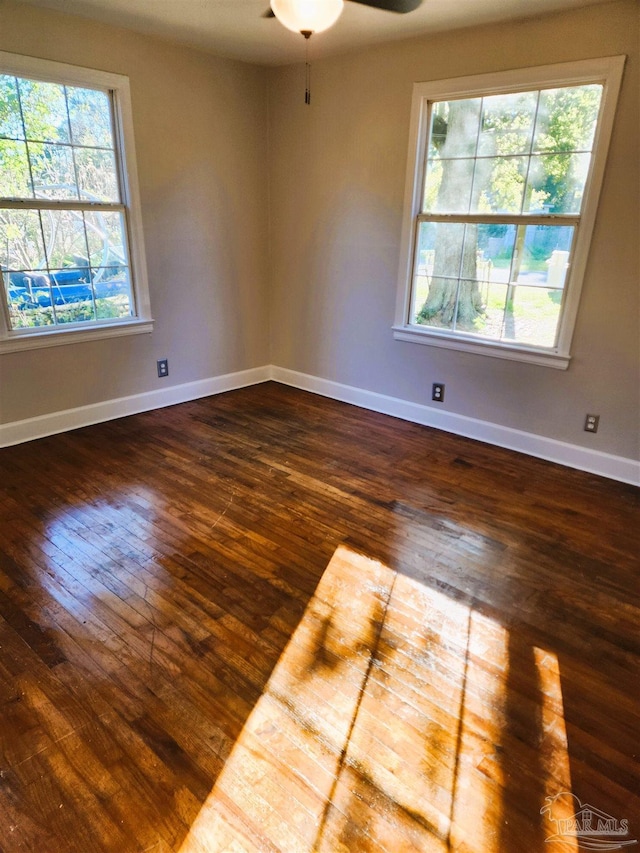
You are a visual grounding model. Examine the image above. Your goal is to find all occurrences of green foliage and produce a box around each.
[535,86,601,153]
[9,294,129,328]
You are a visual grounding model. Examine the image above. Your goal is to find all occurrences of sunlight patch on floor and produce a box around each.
[535,646,577,852]
[178,545,572,852]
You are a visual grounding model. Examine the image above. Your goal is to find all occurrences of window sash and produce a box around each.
[409,219,579,350]
[1,199,124,212]
[415,213,580,226]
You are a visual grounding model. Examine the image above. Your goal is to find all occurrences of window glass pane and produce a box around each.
[414,222,435,279]
[477,91,537,156]
[417,221,467,279]
[413,276,458,330]
[515,225,574,288]
[29,142,78,199]
[0,209,46,271]
[424,158,474,213]
[6,280,56,329]
[462,281,507,340]
[3,269,32,310]
[472,156,528,214]
[524,152,591,214]
[0,75,24,139]
[48,268,94,325]
[474,223,517,285]
[423,158,442,211]
[450,279,487,332]
[427,103,448,159]
[67,86,113,148]
[76,147,119,202]
[500,285,561,347]
[84,211,128,268]
[40,209,89,268]
[533,85,602,154]
[93,266,132,319]
[0,139,32,197]
[18,79,70,144]
[412,269,431,322]
[432,98,482,157]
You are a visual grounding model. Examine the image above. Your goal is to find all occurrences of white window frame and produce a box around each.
[393,56,625,370]
[0,51,152,353]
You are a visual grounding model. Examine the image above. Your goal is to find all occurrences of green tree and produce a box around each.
[417,99,484,328]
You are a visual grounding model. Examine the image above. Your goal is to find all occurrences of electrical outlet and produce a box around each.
[584,414,599,433]
[432,383,445,403]
[157,358,169,378]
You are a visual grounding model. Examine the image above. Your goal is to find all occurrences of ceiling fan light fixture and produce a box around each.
[270,0,344,35]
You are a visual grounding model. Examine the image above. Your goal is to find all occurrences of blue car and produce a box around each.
[5,266,127,308]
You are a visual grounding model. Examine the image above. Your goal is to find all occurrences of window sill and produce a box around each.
[0,318,154,354]
[392,324,570,370]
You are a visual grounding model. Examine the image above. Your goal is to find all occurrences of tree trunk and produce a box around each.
[418,100,484,329]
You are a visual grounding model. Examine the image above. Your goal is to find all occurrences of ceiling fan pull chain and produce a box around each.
[304,32,311,105]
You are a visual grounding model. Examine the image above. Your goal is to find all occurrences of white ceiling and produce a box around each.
[15,0,613,66]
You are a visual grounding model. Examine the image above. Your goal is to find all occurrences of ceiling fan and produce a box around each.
[264,0,422,37]
[265,0,421,104]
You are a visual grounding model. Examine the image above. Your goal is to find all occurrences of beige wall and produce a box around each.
[0,0,270,422]
[0,0,638,463]
[268,0,640,460]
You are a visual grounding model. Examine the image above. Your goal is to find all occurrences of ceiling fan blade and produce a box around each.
[348,0,421,12]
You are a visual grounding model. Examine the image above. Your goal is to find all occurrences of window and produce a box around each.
[394,57,625,369]
[0,52,151,352]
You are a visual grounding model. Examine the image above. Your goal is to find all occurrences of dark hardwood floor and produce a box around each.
[0,381,638,852]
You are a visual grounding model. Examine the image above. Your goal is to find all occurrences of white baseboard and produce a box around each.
[1,362,637,486]
[0,365,270,448]
[270,366,640,487]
